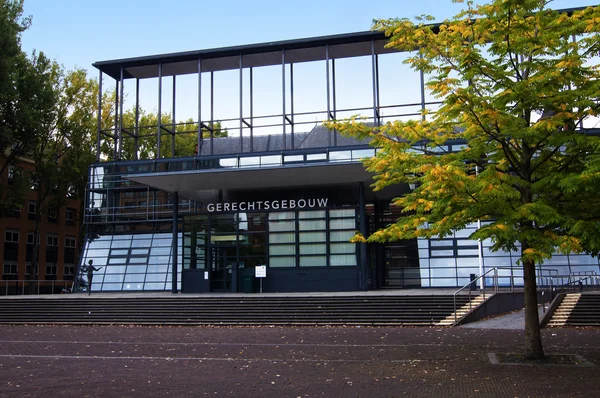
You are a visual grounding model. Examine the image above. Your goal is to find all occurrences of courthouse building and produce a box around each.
[80,25,600,293]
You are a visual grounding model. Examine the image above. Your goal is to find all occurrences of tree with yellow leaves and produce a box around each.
[327,1,600,360]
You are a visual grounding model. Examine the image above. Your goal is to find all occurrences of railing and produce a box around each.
[1,280,74,296]
[453,268,499,324]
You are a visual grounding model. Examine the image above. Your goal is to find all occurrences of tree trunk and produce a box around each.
[522,252,545,360]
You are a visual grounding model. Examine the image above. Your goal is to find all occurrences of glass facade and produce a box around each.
[79,233,182,292]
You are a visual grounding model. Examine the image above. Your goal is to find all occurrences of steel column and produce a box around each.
[239,54,244,153]
[118,66,124,160]
[157,62,162,159]
[210,71,214,156]
[96,71,102,161]
[325,45,331,147]
[420,54,426,121]
[197,58,202,155]
[250,67,254,152]
[134,79,140,160]
[172,75,176,157]
[332,59,337,146]
[282,50,286,149]
[113,79,119,160]
[172,192,179,293]
[290,63,294,149]
[371,40,379,126]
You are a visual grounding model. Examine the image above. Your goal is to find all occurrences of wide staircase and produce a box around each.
[546,292,600,327]
[0,294,472,326]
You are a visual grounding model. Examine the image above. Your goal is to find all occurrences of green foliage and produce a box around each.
[328,2,600,266]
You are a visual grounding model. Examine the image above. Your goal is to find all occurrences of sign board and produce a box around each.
[255,265,267,278]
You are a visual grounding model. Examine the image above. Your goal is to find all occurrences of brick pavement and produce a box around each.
[0,325,597,397]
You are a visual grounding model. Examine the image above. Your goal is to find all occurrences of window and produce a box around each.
[46,263,57,276]
[48,207,58,223]
[3,262,18,280]
[27,233,39,245]
[5,230,19,243]
[65,237,76,248]
[28,201,37,220]
[47,234,59,247]
[64,264,75,277]
[66,208,75,225]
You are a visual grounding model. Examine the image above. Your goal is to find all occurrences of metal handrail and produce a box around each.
[1,280,75,296]
[453,267,498,324]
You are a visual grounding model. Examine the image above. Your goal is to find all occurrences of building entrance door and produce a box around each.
[210,245,235,292]
[384,240,421,288]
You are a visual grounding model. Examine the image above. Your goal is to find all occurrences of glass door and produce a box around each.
[210,245,235,291]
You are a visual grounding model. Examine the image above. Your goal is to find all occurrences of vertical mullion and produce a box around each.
[113,79,119,160]
[118,67,124,160]
[332,58,337,146]
[250,67,254,152]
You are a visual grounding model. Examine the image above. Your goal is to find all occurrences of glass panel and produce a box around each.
[239,156,260,167]
[100,283,123,291]
[299,232,326,243]
[111,240,132,248]
[88,239,112,249]
[431,249,454,257]
[145,273,167,282]
[131,240,152,248]
[129,257,148,264]
[152,238,172,247]
[330,254,357,266]
[147,264,169,273]
[124,274,146,282]
[150,247,171,255]
[122,282,144,290]
[330,230,355,241]
[329,209,355,218]
[299,220,325,230]
[299,244,326,255]
[269,245,296,255]
[269,221,295,232]
[430,239,453,247]
[104,265,126,274]
[260,155,281,166]
[329,219,354,230]
[351,149,375,160]
[269,233,295,244]
[126,265,148,273]
[87,249,110,257]
[108,257,127,264]
[299,210,326,219]
[269,256,296,267]
[284,155,303,163]
[111,249,129,256]
[268,211,294,220]
[299,256,326,267]
[144,282,167,290]
[131,248,150,255]
[306,153,327,161]
[330,243,355,254]
[103,274,125,282]
[219,158,238,168]
[329,151,351,161]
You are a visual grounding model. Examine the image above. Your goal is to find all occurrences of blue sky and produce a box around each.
[21,0,595,74]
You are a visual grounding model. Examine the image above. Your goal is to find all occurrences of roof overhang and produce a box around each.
[125,162,377,201]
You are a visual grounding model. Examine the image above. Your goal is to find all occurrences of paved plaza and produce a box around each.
[0,321,598,397]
